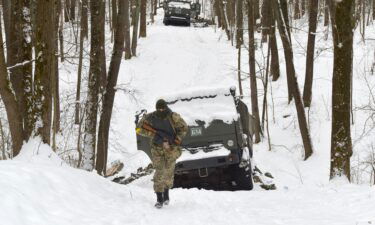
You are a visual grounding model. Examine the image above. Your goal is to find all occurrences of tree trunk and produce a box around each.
[59,10,65,62]
[96,0,127,175]
[273,0,313,160]
[236,0,243,48]
[70,0,76,20]
[236,0,244,96]
[254,0,260,20]
[0,19,24,156]
[330,0,354,181]
[124,0,132,59]
[55,0,61,132]
[34,0,55,145]
[65,0,70,22]
[214,0,222,27]
[279,0,293,102]
[373,0,375,20]
[324,0,330,26]
[248,0,262,143]
[269,3,280,81]
[4,0,33,141]
[1,0,11,46]
[261,0,271,42]
[139,0,147,38]
[294,0,301,19]
[154,0,157,15]
[75,27,83,125]
[112,0,118,35]
[303,0,319,108]
[279,0,291,40]
[82,0,106,171]
[131,0,141,56]
[82,0,88,38]
[0,118,7,159]
[218,0,230,40]
[301,0,306,16]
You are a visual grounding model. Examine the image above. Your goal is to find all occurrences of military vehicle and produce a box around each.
[163,0,192,26]
[135,87,255,190]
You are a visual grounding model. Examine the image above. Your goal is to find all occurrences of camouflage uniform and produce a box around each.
[136,111,188,192]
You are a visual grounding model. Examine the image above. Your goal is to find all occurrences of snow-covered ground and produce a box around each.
[1,9,375,225]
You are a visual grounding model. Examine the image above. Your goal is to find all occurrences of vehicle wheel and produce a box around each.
[231,161,253,190]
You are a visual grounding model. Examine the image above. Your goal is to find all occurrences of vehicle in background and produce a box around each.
[163,0,192,26]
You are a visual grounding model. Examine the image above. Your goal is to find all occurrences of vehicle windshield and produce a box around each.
[168,1,191,9]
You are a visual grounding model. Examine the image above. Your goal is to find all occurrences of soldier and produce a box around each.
[136,99,188,208]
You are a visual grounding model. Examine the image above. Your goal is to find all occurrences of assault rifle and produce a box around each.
[142,122,182,145]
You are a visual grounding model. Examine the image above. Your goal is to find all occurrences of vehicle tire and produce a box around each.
[231,161,253,190]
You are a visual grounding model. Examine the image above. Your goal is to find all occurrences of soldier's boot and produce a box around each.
[155,192,164,209]
[163,189,170,205]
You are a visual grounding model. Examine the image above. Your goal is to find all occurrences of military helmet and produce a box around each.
[156,99,167,110]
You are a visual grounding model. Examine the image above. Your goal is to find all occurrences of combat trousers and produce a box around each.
[151,144,182,192]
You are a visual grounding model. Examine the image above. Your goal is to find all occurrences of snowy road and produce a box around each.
[1,10,375,225]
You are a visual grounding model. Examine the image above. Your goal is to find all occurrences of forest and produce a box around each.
[0,0,375,224]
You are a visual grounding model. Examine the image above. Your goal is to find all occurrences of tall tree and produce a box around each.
[124,0,132,59]
[7,0,33,140]
[0,16,24,156]
[330,0,354,181]
[324,0,330,26]
[261,0,280,81]
[236,0,244,96]
[1,0,11,45]
[294,0,301,19]
[70,0,76,21]
[131,0,141,56]
[248,0,262,143]
[96,0,128,175]
[82,0,88,38]
[303,0,319,107]
[34,0,55,144]
[82,0,106,171]
[139,0,147,37]
[273,0,313,160]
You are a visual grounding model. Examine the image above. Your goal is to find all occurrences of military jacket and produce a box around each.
[136,111,188,145]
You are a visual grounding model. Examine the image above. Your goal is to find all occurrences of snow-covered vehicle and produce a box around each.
[163,0,192,26]
[135,87,254,190]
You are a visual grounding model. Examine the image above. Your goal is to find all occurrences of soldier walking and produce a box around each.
[136,99,188,208]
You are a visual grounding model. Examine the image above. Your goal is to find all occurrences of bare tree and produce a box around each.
[82,0,106,171]
[0,18,24,156]
[324,0,330,26]
[236,0,244,96]
[273,0,313,160]
[248,0,262,143]
[70,0,76,21]
[96,0,128,175]
[131,0,141,56]
[330,0,354,181]
[124,0,132,59]
[139,0,147,38]
[34,0,56,144]
[1,0,11,45]
[82,0,88,38]
[303,0,319,107]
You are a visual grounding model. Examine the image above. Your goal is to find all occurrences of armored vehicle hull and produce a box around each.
[163,1,191,26]
[135,87,254,190]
